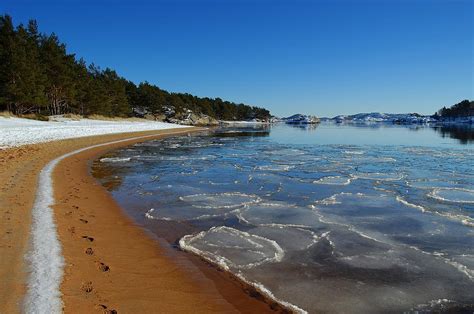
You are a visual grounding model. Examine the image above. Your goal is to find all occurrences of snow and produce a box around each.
[24,153,64,313]
[282,114,320,124]
[324,112,473,124]
[0,117,188,148]
[329,112,438,124]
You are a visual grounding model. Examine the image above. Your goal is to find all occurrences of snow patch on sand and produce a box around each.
[0,117,187,148]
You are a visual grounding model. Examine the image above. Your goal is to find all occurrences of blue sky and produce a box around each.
[1,0,473,117]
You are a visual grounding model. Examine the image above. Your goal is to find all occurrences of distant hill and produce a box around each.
[322,100,474,125]
[436,100,473,118]
[328,112,436,124]
[281,114,320,124]
[0,15,271,122]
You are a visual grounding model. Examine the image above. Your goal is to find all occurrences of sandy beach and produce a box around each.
[0,128,280,313]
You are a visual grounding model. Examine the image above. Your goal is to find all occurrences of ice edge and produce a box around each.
[179,230,308,314]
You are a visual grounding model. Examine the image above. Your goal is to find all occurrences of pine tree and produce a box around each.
[39,33,76,115]
[101,68,130,116]
[0,15,16,112]
[0,17,47,114]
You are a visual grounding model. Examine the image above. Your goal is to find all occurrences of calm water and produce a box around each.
[95,123,474,313]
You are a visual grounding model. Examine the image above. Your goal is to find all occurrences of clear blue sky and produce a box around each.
[1,0,473,117]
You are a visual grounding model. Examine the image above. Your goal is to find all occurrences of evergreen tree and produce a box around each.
[0,15,15,112]
[39,33,76,115]
[437,100,474,118]
[0,17,48,114]
[100,68,130,116]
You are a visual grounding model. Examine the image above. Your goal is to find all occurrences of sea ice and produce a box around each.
[179,226,284,269]
[179,192,260,209]
[429,188,474,204]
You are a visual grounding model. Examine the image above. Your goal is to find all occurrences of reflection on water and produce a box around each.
[213,128,271,137]
[94,123,474,313]
[283,123,320,131]
[274,122,474,147]
[434,125,474,144]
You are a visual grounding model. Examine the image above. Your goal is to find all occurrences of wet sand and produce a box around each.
[0,128,281,313]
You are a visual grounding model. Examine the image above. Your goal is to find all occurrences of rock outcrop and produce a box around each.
[163,107,218,126]
[282,114,320,124]
[132,106,219,126]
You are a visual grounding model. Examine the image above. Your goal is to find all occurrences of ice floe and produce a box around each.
[179,226,284,269]
[313,176,352,185]
[238,202,321,228]
[352,172,404,181]
[429,188,474,204]
[99,157,132,163]
[179,192,261,209]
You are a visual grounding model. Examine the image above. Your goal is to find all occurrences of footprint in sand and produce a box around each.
[79,218,88,224]
[81,281,93,293]
[97,262,110,272]
[97,304,117,314]
[85,247,94,255]
[82,236,94,242]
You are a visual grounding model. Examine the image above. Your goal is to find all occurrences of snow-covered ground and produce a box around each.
[0,117,188,149]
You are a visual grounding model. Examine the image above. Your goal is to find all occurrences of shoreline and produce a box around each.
[0,128,285,313]
[0,129,199,313]
[89,134,303,313]
[72,132,290,313]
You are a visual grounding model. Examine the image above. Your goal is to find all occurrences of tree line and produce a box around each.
[436,100,473,118]
[0,15,271,120]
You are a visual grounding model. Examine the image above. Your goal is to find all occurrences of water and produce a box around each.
[94,123,474,313]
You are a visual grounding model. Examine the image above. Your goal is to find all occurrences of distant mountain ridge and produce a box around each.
[280,114,320,124]
[317,100,474,125]
[319,112,473,124]
[327,112,437,124]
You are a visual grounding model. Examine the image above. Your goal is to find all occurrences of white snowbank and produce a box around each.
[0,117,188,148]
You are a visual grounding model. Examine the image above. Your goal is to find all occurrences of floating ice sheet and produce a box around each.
[180,226,284,269]
[238,202,322,228]
[429,188,474,204]
[352,172,404,181]
[313,175,352,185]
[179,192,261,209]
